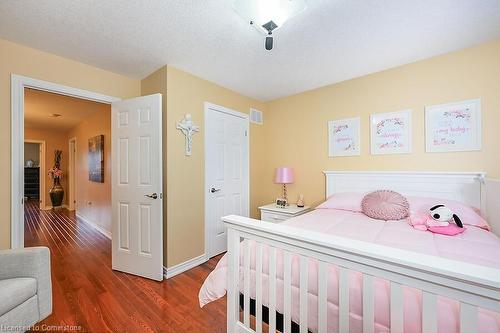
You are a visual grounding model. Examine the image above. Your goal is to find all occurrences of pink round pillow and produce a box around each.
[362,190,409,221]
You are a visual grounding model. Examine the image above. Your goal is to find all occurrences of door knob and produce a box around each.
[210,188,221,193]
[145,193,158,199]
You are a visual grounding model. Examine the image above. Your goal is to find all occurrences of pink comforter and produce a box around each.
[199,209,500,332]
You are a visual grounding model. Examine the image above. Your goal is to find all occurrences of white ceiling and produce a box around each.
[24,88,108,131]
[1,1,500,101]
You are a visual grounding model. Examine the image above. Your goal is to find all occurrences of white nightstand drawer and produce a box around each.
[261,211,289,223]
[259,203,311,224]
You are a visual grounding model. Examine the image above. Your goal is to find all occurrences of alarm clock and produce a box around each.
[275,198,288,208]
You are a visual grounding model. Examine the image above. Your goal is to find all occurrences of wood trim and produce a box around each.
[164,254,208,279]
[68,137,77,211]
[24,139,46,210]
[11,74,24,249]
[11,74,120,249]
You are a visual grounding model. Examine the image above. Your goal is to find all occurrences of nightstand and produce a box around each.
[259,203,311,224]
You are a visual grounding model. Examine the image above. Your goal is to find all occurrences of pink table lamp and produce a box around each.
[274,167,295,204]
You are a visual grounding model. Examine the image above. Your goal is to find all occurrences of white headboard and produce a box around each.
[485,178,500,236]
[324,171,486,211]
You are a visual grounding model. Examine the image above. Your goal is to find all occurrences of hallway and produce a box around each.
[24,200,226,332]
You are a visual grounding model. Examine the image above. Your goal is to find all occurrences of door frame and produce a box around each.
[204,102,250,258]
[23,139,46,210]
[11,74,120,248]
[68,137,77,211]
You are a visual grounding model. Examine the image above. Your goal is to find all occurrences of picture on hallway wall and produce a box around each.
[370,110,412,155]
[425,99,482,153]
[89,135,104,183]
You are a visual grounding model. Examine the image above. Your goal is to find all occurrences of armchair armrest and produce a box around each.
[0,247,52,320]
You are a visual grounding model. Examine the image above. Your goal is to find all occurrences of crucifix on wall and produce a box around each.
[176,113,200,156]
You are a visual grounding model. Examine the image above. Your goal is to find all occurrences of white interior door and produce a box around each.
[111,94,163,281]
[205,103,249,258]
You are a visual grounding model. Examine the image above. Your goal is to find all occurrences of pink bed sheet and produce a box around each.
[199,209,500,333]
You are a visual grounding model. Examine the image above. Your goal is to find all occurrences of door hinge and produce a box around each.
[244,130,248,137]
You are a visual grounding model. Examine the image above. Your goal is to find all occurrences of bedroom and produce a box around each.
[0,1,500,333]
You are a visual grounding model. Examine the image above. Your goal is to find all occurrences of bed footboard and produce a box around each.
[223,215,500,333]
[238,294,308,333]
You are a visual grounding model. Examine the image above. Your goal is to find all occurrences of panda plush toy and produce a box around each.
[429,205,463,228]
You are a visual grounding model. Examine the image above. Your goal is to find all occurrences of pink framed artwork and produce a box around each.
[370,110,412,155]
[328,117,360,157]
[425,99,481,153]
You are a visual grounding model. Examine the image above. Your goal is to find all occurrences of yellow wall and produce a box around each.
[67,106,112,233]
[0,38,141,249]
[24,143,39,165]
[261,40,500,208]
[141,66,267,267]
[3,35,499,272]
[141,66,169,266]
[166,66,267,267]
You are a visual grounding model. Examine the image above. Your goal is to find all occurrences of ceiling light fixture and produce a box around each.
[233,0,307,50]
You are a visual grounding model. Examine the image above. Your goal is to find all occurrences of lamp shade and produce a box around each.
[274,167,295,184]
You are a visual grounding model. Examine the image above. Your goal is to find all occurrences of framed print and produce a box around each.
[328,117,360,157]
[370,110,412,155]
[89,135,104,183]
[425,99,481,153]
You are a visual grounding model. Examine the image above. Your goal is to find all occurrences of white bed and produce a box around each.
[201,171,500,333]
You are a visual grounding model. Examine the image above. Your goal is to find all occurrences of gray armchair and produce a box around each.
[0,247,52,333]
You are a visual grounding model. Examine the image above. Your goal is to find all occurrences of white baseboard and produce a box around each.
[42,204,69,211]
[164,254,208,279]
[76,213,112,239]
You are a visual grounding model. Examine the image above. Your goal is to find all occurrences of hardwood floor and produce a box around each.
[24,200,226,332]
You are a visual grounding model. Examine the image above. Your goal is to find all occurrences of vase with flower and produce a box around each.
[48,150,64,208]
